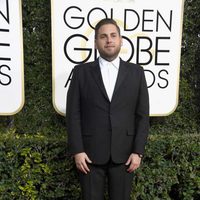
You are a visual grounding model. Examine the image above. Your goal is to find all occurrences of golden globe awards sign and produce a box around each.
[0,0,24,115]
[51,0,184,116]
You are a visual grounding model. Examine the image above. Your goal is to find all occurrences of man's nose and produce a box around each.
[107,36,112,43]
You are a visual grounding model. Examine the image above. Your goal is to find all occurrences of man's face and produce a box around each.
[95,24,122,61]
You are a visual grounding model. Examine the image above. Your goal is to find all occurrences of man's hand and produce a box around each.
[125,153,142,173]
[74,152,92,174]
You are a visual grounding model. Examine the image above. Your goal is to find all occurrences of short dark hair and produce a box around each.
[94,18,121,39]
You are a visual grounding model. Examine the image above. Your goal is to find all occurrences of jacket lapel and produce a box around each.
[90,59,110,101]
[112,59,128,101]
[90,59,129,102]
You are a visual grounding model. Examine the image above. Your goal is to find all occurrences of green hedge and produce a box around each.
[0,131,199,200]
[0,131,80,200]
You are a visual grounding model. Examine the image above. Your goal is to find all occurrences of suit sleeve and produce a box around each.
[66,66,84,155]
[132,67,149,155]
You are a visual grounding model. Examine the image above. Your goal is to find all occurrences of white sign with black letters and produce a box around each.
[0,0,24,115]
[51,0,184,116]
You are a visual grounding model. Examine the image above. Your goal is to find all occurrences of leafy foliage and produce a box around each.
[0,132,199,199]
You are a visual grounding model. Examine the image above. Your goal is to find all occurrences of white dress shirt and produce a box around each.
[99,57,120,101]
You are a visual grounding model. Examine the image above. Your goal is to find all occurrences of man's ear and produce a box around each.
[94,39,97,49]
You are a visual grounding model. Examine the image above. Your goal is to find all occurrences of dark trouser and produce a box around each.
[79,160,134,200]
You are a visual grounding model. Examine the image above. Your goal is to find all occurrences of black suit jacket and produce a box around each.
[66,58,149,165]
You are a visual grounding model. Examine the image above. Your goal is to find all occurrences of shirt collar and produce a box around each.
[99,56,120,70]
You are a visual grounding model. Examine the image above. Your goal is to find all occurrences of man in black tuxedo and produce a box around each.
[66,18,149,200]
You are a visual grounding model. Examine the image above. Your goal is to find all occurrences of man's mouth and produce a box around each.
[106,45,115,48]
